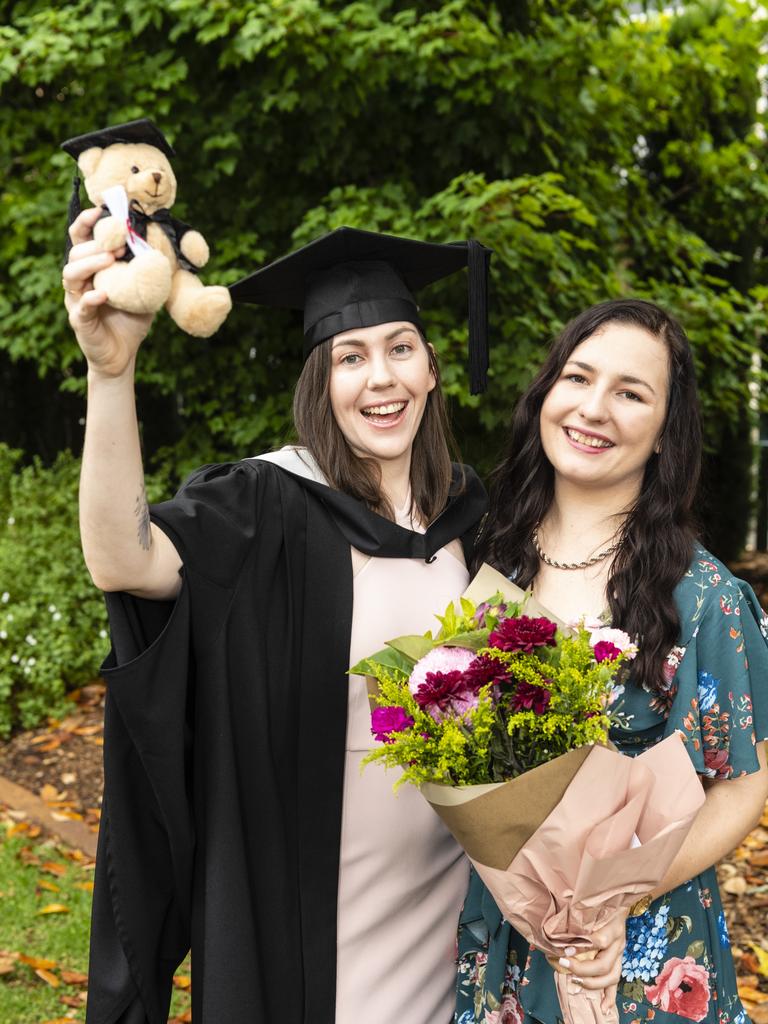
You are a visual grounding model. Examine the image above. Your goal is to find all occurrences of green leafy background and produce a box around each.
[0,0,766,730]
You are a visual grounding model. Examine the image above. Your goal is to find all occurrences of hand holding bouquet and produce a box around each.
[351,565,705,1024]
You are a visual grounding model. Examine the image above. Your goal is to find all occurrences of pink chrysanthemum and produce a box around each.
[409,646,478,723]
[408,645,475,695]
[588,626,638,659]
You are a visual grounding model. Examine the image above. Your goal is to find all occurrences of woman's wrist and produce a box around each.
[87,359,136,388]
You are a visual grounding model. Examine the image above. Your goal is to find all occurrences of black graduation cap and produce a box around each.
[60,118,175,161]
[229,227,492,394]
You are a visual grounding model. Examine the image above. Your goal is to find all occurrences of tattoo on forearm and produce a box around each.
[134,481,151,551]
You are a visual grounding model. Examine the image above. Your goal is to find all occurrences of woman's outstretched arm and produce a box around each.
[65,206,182,599]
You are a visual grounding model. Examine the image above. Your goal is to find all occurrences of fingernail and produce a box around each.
[564,946,577,956]
[558,957,571,969]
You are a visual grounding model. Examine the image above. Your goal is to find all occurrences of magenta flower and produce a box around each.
[593,640,622,662]
[463,654,511,691]
[510,680,551,714]
[371,706,414,743]
[414,670,480,722]
[489,615,557,653]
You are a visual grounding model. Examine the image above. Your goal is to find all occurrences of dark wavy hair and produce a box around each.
[293,332,459,524]
[478,298,702,693]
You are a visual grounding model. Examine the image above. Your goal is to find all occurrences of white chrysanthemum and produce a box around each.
[588,626,638,659]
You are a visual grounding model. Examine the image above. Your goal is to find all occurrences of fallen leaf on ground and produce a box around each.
[0,952,17,975]
[36,739,63,753]
[169,1012,193,1024]
[34,967,60,987]
[750,944,768,979]
[40,1018,75,1024]
[72,725,102,736]
[38,880,60,893]
[18,953,57,970]
[722,876,749,895]
[51,811,84,822]
[41,861,67,877]
[39,784,62,801]
[60,969,88,985]
[7,821,29,836]
[173,974,191,989]
[74,881,94,893]
[36,904,69,915]
[738,983,768,1004]
[60,992,87,1006]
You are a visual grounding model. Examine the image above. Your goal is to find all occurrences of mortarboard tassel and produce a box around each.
[64,172,81,261]
[467,238,490,395]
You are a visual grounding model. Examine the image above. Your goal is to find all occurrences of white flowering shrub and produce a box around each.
[0,444,109,736]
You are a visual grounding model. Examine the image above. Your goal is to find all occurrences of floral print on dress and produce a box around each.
[455,547,768,1023]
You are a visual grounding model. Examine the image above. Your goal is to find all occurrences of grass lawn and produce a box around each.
[0,817,191,1023]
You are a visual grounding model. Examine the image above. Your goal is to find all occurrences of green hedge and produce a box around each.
[0,445,108,736]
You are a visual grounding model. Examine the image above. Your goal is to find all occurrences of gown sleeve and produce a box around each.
[86,461,264,1024]
[664,576,768,779]
[149,460,263,587]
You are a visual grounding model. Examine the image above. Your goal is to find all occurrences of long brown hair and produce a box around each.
[478,299,702,693]
[292,333,458,523]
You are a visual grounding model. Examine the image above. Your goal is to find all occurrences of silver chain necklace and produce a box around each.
[532,525,620,571]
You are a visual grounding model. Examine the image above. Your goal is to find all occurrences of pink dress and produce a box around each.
[336,500,470,1024]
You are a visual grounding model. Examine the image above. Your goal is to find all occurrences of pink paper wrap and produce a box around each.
[423,733,705,1024]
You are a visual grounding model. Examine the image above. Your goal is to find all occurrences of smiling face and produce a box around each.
[328,320,436,480]
[539,322,670,498]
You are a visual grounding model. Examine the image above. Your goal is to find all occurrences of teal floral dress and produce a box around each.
[455,549,768,1024]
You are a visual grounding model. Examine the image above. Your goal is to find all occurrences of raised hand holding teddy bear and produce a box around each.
[62,119,231,338]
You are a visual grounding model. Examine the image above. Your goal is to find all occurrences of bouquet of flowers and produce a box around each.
[351,564,705,1024]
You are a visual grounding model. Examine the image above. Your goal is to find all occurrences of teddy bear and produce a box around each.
[62,119,231,338]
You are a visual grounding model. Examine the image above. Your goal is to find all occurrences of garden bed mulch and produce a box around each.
[0,683,105,846]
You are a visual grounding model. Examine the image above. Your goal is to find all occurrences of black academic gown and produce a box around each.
[85,457,487,1024]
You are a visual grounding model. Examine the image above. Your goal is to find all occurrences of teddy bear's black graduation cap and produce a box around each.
[229,227,492,393]
[60,118,176,161]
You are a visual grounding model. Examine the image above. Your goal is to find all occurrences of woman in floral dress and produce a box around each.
[456,298,768,1024]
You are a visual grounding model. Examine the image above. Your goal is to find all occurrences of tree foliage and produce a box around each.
[0,0,766,544]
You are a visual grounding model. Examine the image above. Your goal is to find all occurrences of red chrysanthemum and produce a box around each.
[463,654,511,692]
[510,680,551,714]
[489,615,557,653]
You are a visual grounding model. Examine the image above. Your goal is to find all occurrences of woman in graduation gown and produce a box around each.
[63,200,490,1024]
[455,299,768,1024]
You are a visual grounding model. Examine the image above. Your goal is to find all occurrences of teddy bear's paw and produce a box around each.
[93,215,128,252]
[172,285,232,338]
[180,230,210,268]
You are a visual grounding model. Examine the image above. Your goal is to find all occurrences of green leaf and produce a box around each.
[349,647,414,677]
[442,630,489,651]
[385,634,434,662]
